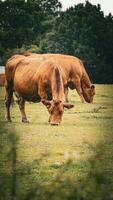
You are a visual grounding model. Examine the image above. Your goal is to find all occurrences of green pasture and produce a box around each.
[0,85,113,200]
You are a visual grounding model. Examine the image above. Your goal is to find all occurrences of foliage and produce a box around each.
[38,1,113,83]
[0,0,113,82]
[0,0,61,62]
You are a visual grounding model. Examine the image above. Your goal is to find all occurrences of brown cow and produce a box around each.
[0,73,5,86]
[5,55,74,125]
[25,53,95,103]
[0,73,15,106]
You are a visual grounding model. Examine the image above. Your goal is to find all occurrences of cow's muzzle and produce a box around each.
[50,122,60,126]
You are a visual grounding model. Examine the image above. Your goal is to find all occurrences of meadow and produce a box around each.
[0,85,113,200]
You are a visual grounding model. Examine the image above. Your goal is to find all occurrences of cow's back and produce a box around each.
[25,53,84,80]
[5,55,26,83]
[13,58,42,100]
[13,58,57,102]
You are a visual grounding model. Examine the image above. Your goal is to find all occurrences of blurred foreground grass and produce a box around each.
[0,85,113,200]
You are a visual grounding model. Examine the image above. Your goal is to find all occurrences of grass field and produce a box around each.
[0,85,113,200]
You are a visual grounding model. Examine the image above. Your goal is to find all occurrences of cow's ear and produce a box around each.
[64,103,74,109]
[41,99,51,106]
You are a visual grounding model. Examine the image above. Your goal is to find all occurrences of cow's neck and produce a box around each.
[51,66,64,101]
[81,68,91,88]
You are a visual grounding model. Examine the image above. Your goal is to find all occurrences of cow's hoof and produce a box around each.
[22,119,29,123]
[81,100,85,103]
[7,119,12,122]
[5,117,12,122]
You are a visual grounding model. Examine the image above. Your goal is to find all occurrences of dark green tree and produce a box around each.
[39,1,113,83]
[0,0,61,63]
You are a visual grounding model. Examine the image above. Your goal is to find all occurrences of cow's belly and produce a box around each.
[18,92,41,102]
[14,89,41,103]
[14,77,40,103]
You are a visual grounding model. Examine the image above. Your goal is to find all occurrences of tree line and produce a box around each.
[0,0,113,83]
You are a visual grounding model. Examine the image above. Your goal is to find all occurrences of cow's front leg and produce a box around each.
[5,83,13,122]
[64,86,69,102]
[18,97,29,123]
[75,78,85,103]
[76,87,85,103]
[38,85,51,123]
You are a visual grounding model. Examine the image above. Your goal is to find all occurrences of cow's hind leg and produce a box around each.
[17,97,28,123]
[5,83,13,122]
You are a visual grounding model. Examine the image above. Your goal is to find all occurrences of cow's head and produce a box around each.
[82,84,95,103]
[42,99,74,125]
